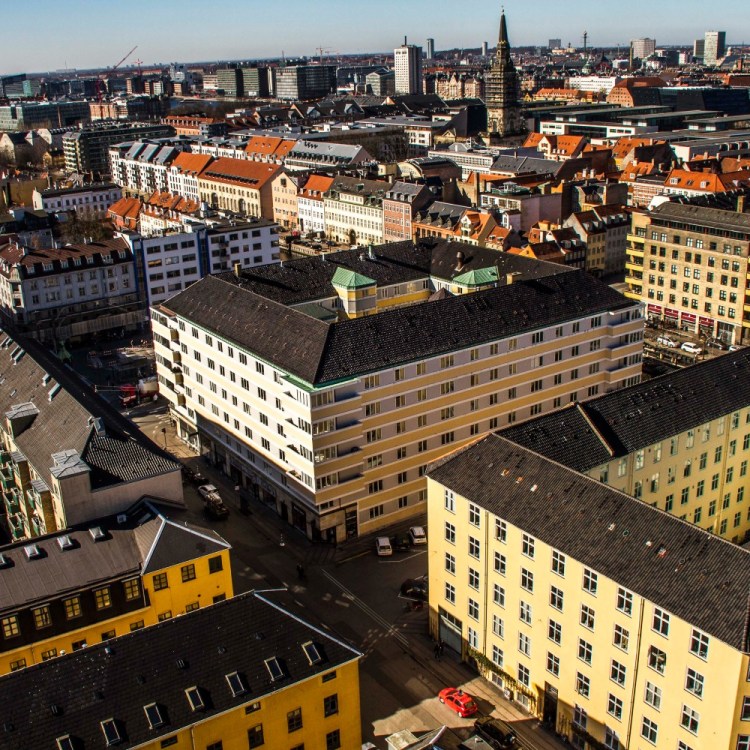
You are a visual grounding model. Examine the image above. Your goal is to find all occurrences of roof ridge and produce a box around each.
[574,402,616,457]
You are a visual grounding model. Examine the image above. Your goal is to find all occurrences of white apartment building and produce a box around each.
[323,176,391,246]
[151,240,642,544]
[566,76,621,94]
[166,152,214,203]
[118,218,280,308]
[297,175,334,235]
[394,43,423,95]
[109,140,188,196]
[32,183,122,219]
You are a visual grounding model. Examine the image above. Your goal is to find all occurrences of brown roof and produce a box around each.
[144,191,200,214]
[107,196,141,222]
[200,158,281,190]
[169,151,214,176]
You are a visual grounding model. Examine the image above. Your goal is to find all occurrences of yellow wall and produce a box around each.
[0,548,232,675]
[130,658,361,750]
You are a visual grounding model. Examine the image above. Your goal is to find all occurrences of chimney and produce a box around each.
[233,261,242,278]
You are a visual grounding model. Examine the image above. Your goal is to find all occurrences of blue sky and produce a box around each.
[3,0,749,73]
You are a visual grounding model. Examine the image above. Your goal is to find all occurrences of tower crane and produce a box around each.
[96,45,138,102]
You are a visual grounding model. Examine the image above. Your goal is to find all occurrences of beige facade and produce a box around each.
[625,199,750,344]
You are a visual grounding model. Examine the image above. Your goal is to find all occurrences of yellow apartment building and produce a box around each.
[197,158,280,220]
[0,590,362,750]
[427,433,750,750]
[502,348,750,543]
[152,239,642,543]
[625,196,750,346]
[0,499,232,674]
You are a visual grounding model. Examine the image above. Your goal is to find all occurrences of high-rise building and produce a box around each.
[548,38,562,50]
[631,38,656,59]
[485,9,522,138]
[693,38,705,60]
[427,38,435,60]
[273,65,337,100]
[216,65,243,97]
[704,30,727,65]
[394,40,423,95]
[482,41,489,57]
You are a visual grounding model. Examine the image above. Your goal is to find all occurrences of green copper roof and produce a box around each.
[453,267,499,287]
[331,267,376,289]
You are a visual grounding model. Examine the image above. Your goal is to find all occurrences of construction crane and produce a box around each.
[96,45,138,102]
[316,47,334,64]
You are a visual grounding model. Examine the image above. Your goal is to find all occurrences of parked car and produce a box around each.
[375,536,393,556]
[680,341,703,354]
[656,335,678,348]
[409,525,427,545]
[204,497,230,521]
[391,533,411,552]
[400,577,428,602]
[438,687,478,718]
[706,339,725,351]
[198,484,221,501]
[473,716,518,748]
[729,345,741,352]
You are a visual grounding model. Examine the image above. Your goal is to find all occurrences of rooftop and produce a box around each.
[428,433,750,650]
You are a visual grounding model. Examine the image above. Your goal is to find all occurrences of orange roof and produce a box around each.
[107,196,141,221]
[612,76,666,89]
[170,152,214,176]
[664,168,747,192]
[523,133,544,148]
[245,136,296,158]
[200,158,281,189]
[299,174,335,198]
[611,137,656,162]
[144,191,200,214]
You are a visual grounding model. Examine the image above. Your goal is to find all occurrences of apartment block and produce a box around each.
[0,236,145,342]
[502,349,750,544]
[0,590,362,750]
[31,182,122,219]
[0,499,232,674]
[298,174,335,235]
[152,240,642,542]
[625,196,750,344]
[167,151,214,203]
[427,434,750,749]
[108,139,189,197]
[0,333,182,539]
[198,158,281,220]
[323,176,391,246]
[564,205,630,277]
[383,181,434,242]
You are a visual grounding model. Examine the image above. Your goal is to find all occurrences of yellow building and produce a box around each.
[502,348,750,544]
[625,197,750,345]
[0,590,362,750]
[197,158,280,220]
[0,499,232,675]
[427,433,750,750]
[152,239,643,543]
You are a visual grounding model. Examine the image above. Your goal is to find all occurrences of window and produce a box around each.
[547,652,560,676]
[64,597,82,619]
[522,534,535,558]
[495,519,507,542]
[325,729,341,750]
[153,572,169,590]
[578,638,592,665]
[582,568,598,595]
[469,537,480,559]
[123,578,141,601]
[469,503,481,527]
[287,708,303,732]
[324,694,339,717]
[518,632,530,656]
[445,522,455,544]
[551,550,566,576]
[33,606,51,629]
[181,564,196,582]
[493,584,505,607]
[94,587,112,609]
[616,588,633,616]
[580,604,595,630]
[492,614,504,638]
[550,586,564,611]
[492,645,504,667]
[444,489,455,512]
[468,568,480,590]
[613,624,629,652]
[445,552,455,575]
[681,705,699,734]
[520,601,532,624]
[611,659,626,686]
[209,556,223,574]
[607,694,623,720]
[689,628,709,660]
[1,615,19,638]
[548,619,562,644]
[576,672,590,698]
[445,582,456,604]
[521,568,534,593]
[652,607,670,636]
[685,667,704,698]
[518,664,530,687]
[640,717,658,745]
[644,681,661,709]
[494,552,506,575]
[248,724,264,748]
[648,645,666,674]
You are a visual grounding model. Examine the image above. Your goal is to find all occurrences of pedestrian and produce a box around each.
[439,640,445,658]
[296,563,304,580]
[434,642,440,661]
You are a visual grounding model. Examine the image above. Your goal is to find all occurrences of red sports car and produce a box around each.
[438,687,478,718]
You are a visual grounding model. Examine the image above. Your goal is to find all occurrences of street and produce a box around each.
[129,410,566,750]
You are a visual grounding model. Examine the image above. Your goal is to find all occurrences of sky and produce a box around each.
[2,0,750,74]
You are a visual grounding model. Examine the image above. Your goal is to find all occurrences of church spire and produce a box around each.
[497,7,511,62]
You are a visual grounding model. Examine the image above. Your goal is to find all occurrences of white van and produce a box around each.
[375,537,393,556]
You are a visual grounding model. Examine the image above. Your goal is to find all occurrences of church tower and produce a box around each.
[485,8,522,138]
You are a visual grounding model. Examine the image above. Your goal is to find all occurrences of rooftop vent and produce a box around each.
[176,658,188,669]
[57,535,74,551]
[89,526,106,542]
[116,513,128,525]
[42,373,52,386]
[48,383,62,401]
[24,543,42,560]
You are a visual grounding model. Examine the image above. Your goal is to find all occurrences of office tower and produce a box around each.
[693,38,705,60]
[482,41,489,56]
[704,30,726,65]
[426,38,435,60]
[394,39,423,94]
[548,38,562,49]
[631,38,656,59]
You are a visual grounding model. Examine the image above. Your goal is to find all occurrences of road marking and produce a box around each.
[321,569,409,647]
[379,550,426,564]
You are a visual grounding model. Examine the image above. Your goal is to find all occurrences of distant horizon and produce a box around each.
[3,0,749,74]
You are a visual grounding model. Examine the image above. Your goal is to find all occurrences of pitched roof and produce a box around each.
[299,174,335,198]
[428,433,750,650]
[107,196,142,223]
[168,151,214,176]
[199,158,281,189]
[244,135,295,158]
[501,347,750,472]
[0,591,360,750]
[0,500,229,613]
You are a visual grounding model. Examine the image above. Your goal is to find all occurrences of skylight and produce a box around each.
[264,657,284,682]
[143,703,164,729]
[225,671,247,697]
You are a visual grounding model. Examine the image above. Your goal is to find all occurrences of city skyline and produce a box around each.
[3,0,749,74]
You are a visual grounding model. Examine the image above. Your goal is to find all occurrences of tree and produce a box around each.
[58,216,113,245]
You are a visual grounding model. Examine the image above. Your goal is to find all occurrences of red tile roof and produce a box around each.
[199,158,281,189]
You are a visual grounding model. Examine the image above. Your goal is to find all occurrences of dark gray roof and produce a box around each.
[501,349,750,472]
[0,590,360,750]
[650,200,750,234]
[490,154,561,176]
[162,240,633,385]
[0,330,179,490]
[428,434,750,650]
[0,500,229,613]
